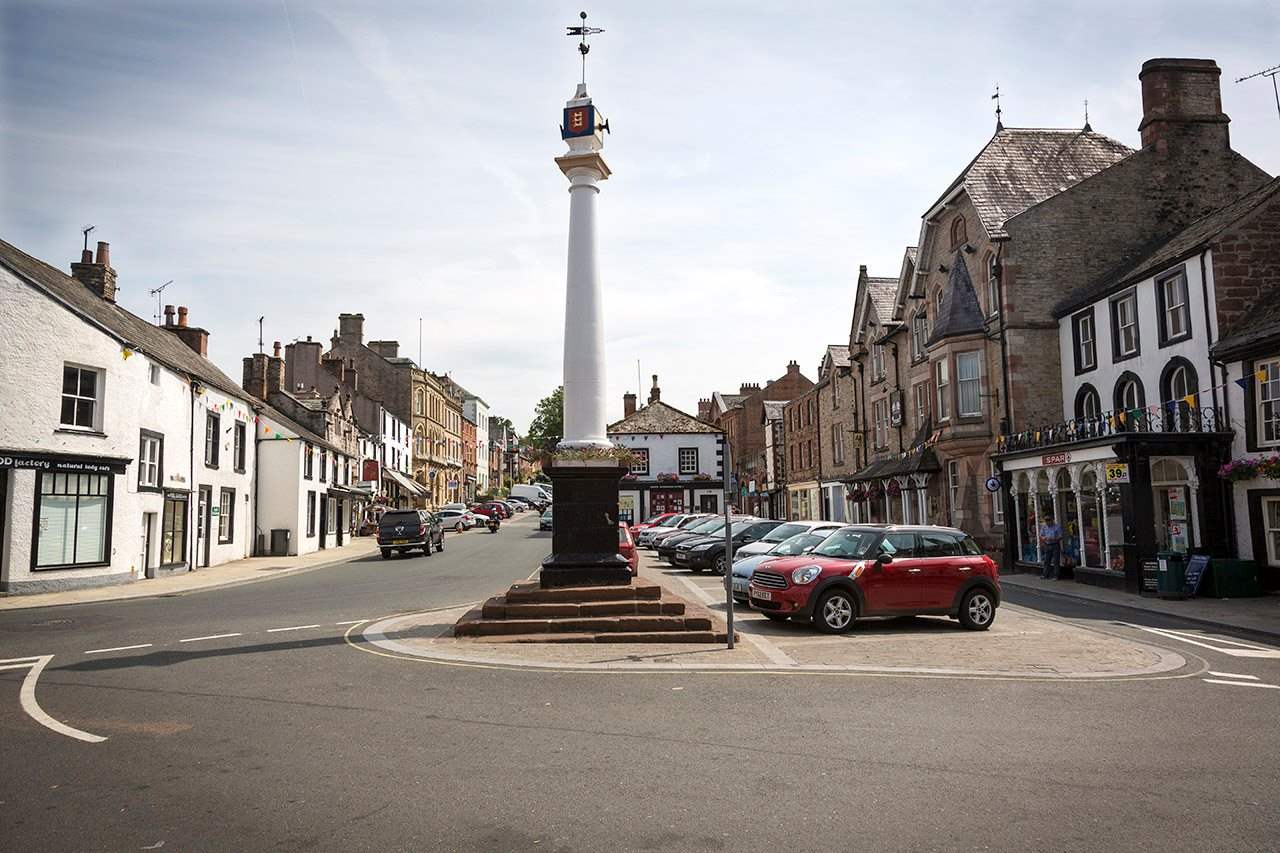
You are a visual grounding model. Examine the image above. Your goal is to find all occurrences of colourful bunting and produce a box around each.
[1235,377,1250,390]
[1257,369,1269,383]
[1182,394,1196,407]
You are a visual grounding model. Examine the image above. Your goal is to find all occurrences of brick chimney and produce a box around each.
[266,346,285,395]
[1138,58,1230,153]
[786,360,801,375]
[648,374,661,404]
[697,398,712,421]
[623,392,637,418]
[242,352,270,401]
[368,340,399,359]
[70,241,118,302]
[162,304,209,357]
[338,313,364,346]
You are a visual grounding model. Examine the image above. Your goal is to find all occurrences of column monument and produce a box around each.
[539,12,631,587]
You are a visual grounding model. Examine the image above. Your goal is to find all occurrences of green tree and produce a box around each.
[526,386,564,450]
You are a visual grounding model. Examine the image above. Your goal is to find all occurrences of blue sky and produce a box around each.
[3,1,1277,432]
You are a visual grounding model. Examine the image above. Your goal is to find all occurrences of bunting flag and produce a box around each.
[1117,411,1126,424]
[121,347,134,360]
[1257,369,1269,383]
[1236,377,1251,390]
[1182,394,1196,407]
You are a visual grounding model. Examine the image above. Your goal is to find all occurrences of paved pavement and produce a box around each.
[2,513,1278,852]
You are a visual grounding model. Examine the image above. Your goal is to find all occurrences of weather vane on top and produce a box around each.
[566,11,604,85]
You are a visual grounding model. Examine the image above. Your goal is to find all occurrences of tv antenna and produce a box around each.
[1236,64,1280,122]
[566,11,604,85]
[258,316,265,354]
[149,280,173,325]
[81,225,95,252]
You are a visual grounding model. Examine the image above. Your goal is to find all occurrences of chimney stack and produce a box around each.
[648,374,661,404]
[787,360,800,375]
[623,392,637,418]
[162,304,209,357]
[338,313,365,346]
[697,398,712,421]
[1138,58,1230,153]
[368,340,400,359]
[70,240,118,302]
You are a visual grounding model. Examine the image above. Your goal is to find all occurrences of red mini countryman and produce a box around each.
[748,525,1000,634]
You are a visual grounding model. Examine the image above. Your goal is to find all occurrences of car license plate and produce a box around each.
[751,588,772,601]
[732,579,748,593]
[674,553,687,563]
[392,538,408,545]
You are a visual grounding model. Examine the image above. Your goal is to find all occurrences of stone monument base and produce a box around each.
[539,459,631,588]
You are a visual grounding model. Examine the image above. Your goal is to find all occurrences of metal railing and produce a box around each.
[997,405,1223,454]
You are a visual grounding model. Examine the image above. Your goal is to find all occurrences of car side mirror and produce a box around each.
[801,546,815,554]
[876,553,893,566]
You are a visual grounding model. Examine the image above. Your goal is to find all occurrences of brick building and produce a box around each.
[783,385,821,519]
[706,361,814,515]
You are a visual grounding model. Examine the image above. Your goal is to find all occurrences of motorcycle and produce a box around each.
[486,516,500,534]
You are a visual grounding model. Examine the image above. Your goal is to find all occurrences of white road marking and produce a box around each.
[1207,671,1259,680]
[0,656,43,664]
[1202,679,1280,690]
[334,620,368,626]
[179,633,241,643]
[266,624,320,633]
[668,571,797,667]
[0,662,41,671]
[84,644,153,655]
[9,656,107,743]
[1126,624,1280,659]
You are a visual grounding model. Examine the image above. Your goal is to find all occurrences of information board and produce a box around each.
[1184,554,1210,596]
[1141,559,1160,594]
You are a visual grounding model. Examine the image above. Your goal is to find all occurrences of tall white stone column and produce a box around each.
[557,84,612,449]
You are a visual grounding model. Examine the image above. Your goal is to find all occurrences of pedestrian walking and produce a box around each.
[1039,514,1063,579]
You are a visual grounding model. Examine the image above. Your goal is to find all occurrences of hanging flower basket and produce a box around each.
[886,479,902,498]
[693,472,713,481]
[621,472,637,481]
[656,472,680,483]
[1219,455,1280,481]
[866,482,883,501]
[848,484,867,501]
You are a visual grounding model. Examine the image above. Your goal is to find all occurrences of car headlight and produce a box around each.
[792,565,822,585]
[691,542,716,552]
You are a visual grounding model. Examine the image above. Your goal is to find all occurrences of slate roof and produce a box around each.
[867,277,899,324]
[1214,298,1280,362]
[713,391,746,411]
[257,401,335,451]
[761,401,787,421]
[0,238,249,402]
[1054,175,1280,318]
[926,128,1133,239]
[608,400,721,434]
[825,345,851,369]
[926,251,987,346]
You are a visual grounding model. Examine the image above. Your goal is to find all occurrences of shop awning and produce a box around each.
[384,467,428,497]
[850,449,940,482]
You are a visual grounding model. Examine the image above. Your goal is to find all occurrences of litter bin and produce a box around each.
[1156,551,1187,599]
[270,528,292,557]
[1205,558,1262,598]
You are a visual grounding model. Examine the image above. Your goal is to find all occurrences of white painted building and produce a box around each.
[608,383,724,523]
[0,239,256,593]
[462,395,490,496]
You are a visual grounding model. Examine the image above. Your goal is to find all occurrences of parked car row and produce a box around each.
[634,513,1001,635]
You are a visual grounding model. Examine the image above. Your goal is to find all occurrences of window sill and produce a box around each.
[205,462,220,471]
[32,561,111,572]
[1112,350,1140,363]
[54,427,107,438]
[138,484,164,494]
[1157,333,1193,350]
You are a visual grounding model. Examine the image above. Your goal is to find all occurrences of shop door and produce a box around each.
[197,486,212,568]
[319,496,328,549]
[650,489,684,515]
[699,493,718,513]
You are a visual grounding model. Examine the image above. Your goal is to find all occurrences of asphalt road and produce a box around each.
[1,514,1277,853]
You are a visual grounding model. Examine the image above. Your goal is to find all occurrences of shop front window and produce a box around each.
[1056,469,1079,570]
[1078,469,1103,568]
[161,492,188,566]
[35,472,111,568]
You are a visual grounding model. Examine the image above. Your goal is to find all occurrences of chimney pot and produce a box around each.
[163,304,175,325]
[177,306,189,327]
[70,240,118,302]
[95,241,110,267]
[80,249,93,264]
[273,341,282,358]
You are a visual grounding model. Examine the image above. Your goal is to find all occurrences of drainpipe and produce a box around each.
[252,407,262,556]
[1201,249,1236,558]
[1199,251,1219,415]
[857,361,868,465]
[188,377,197,571]
[995,241,1013,435]
[890,341,903,449]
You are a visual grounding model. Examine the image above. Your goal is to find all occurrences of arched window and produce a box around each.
[1075,384,1101,420]
[414,426,425,455]
[1114,372,1145,413]
[414,389,424,416]
[1160,357,1199,431]
[950,216,967,248]
[934,288,944,316]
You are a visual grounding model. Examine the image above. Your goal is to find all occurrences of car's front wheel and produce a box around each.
[711,554,728,576]
[958,588,996,631]
[455,522,464,533]
[380,548,390,560]
[812,588,857,634]
[436,536,445,552]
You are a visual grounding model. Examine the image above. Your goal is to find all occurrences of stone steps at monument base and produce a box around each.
[454,607,713,637]
[504,581,663,604]
[476,630,730,644]
[482,596,686,619]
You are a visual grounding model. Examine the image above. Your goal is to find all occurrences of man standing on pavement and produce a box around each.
[1040,514,1063,580]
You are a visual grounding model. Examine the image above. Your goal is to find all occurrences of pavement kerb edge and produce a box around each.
[1002,578,1280,643]
[352,608,1196,681]
[0,542,379,612]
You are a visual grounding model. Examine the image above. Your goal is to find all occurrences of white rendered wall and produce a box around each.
[256,438,313,556]
[1059,253,1217,420]
[609,432,723,480]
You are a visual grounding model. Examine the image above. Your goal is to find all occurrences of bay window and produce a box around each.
[956,352,981,417]
[935,359,951,421]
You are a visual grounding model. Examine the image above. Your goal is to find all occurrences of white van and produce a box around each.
[510,484,552,505]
